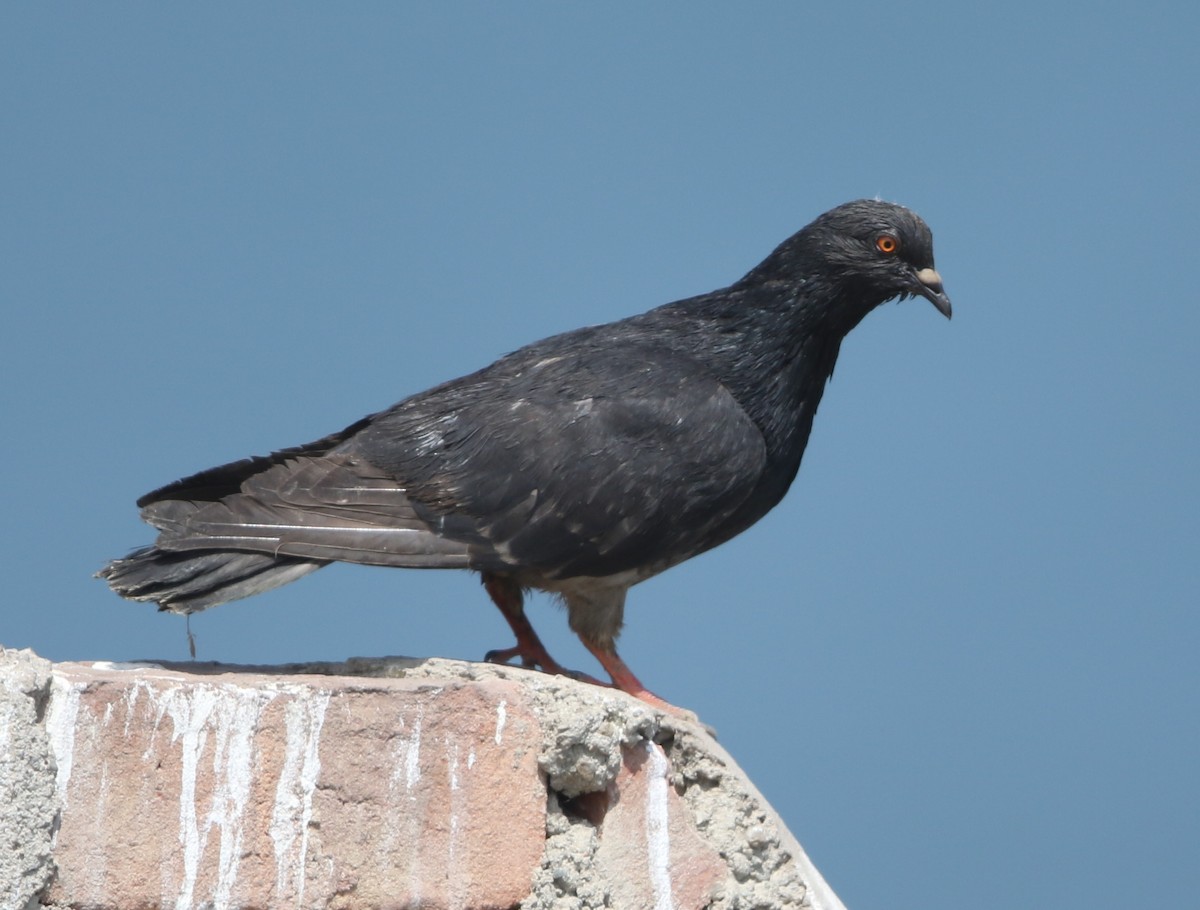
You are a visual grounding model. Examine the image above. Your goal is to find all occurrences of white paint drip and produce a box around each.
[387,710,424,794]
[643,741,675,910]
[208,688,270,910]
[383,708,428,905]
[269,689,329,907]
[167,686,214,910]
[45,674,84,811]
[145,681,276,910]
[446,736,465,910]
[448,740,460,792]
[494,698,507,745]
[40,670,337,909]
[405,712,423,791]
[85,762,112,903]
[123,683,140,738]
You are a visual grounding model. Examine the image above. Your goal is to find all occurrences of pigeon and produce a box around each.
[100,199,951,706]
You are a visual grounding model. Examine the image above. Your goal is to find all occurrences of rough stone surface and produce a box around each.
[1,646,846,910]
[0,648,57,910]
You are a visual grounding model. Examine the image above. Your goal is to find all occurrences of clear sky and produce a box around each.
[3,5,1196,908]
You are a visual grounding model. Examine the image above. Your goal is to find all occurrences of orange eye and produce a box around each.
[876,234,899,254]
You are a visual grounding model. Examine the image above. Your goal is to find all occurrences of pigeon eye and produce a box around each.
[876,234,899,255]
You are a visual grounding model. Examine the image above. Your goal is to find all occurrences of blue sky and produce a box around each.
[3,4,1197,908]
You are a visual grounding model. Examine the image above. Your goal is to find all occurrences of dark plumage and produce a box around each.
[100,199,951,705]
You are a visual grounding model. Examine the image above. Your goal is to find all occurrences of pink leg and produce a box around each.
[481,574,607,681]
[482,574,689,715]
[578,638,684,714]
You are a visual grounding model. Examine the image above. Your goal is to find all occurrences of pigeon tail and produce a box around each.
[98,546,326,613]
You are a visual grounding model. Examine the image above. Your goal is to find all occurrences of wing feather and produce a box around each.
[345,340,769,580]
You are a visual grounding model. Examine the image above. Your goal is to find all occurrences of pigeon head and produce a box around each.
[809,200,951,319]
[745,199,952,322]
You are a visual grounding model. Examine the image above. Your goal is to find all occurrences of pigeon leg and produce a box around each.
[481,573,574,676]
[484,576,687,713]
[578,638,680,713]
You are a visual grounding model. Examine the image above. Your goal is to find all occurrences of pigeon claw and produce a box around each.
[580,639,692,716]
[481,572,571,675]
[483,645,534,667]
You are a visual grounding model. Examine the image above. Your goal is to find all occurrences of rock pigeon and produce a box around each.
[100,199,951,706]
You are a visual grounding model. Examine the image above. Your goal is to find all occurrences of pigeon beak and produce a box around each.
[913,267,952,319]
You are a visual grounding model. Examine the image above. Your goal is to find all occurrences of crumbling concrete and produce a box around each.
[0,648,57,910]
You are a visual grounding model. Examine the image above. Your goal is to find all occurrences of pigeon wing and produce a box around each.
[345,341,769,581]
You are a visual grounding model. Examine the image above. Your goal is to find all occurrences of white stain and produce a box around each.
[382,708,429,905]
[146,681,275,910]
[45,674,84,811]
[446,736,465,910]
[42,670,337,910]
[83,678,278,910]
[208,689,270,910]
[643,741,675,910]
[494,698,507,745]
[84,761,112,902]
[123,683,140,738]
[166,685,214,910]
[404,712,423,791]
[388,710,424,793]
[269,689,330,907]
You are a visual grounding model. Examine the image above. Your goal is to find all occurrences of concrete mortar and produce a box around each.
[0,647,58,910]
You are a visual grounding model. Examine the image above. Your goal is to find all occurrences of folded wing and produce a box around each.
[143,454,474,568]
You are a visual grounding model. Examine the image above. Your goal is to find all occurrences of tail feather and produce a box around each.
[101,445,481,613]
[98,546,326,613]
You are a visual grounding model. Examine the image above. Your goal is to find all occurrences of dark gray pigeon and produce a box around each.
[100,199,950,706]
